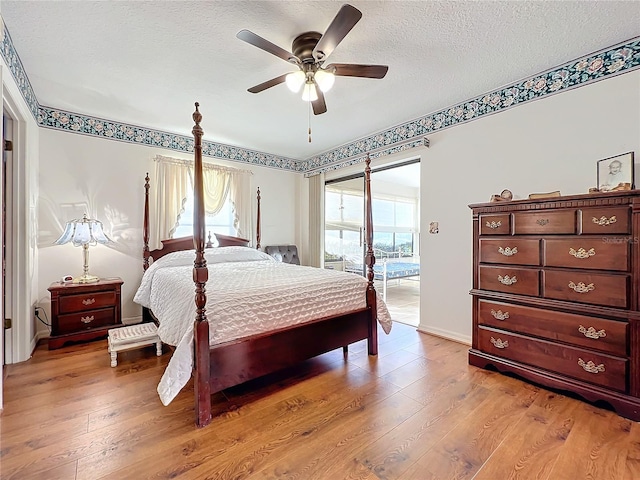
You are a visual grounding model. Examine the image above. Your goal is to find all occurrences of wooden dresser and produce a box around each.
[48,278,123,349]
[469,191,640,420]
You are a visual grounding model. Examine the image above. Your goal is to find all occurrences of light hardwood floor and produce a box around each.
[381,279,420,327]
[2,322,640,479]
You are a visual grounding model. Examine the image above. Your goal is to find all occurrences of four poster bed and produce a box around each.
[136,103,390,427]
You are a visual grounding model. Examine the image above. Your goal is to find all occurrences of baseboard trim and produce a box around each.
[417,325,471,346]
[123,315,143,326]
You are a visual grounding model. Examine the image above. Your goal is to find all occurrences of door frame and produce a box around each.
[2,81,32,366]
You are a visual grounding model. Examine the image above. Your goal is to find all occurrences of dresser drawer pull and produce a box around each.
[569,247,595,259]
[536,219,550,226]
[486,220,502,229]
[497,275,517,286]
[568,281,595,293]
[578,358,605,374]
[578,325,606,339]
[490,337,509,349]
[82,298,96,306]
[80,315,94,324]
[592,215,617,227]
[498,246,518,257]
[490,309,510,320]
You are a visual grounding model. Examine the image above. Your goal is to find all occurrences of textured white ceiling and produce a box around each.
[2,1,640,160]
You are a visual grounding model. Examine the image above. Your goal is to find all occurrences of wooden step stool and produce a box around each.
[108,323,162,367]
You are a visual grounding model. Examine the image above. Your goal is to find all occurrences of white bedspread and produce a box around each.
[133,247,392,405]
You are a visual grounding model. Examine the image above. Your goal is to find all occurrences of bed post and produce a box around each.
[364,154,378,355]
[143,173,150,271]
[192,103,212,427]
[256,187,261,250]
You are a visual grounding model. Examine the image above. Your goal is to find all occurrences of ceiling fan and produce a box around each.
[236,4,389,115]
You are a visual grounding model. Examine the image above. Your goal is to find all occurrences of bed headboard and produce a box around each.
[142,173,262,269]
[215,233,250,247]
[265,245,300,265]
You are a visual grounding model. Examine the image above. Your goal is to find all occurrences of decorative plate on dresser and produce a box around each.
[469,190,640,420]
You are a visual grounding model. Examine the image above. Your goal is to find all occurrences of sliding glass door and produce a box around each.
[324,176,365,273]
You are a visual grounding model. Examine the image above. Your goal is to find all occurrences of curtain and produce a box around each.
[202,168,231,216]
[229,169,253,241]
[308,172,324,267]
[152,156,192,250]
[152,155,252,249]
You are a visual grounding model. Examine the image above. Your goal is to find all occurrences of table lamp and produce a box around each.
[54,213,111,283]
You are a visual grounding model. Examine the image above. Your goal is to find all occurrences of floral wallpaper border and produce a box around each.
[0,18,39,120]
[305,36,640,175]
[37,106,301,172]
[0,14,638,174]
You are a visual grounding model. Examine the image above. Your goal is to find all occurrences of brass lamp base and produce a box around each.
[73,274,100,284]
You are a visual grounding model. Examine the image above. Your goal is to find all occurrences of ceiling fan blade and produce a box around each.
[312,83,327,115]
[237,29,299,64]
[326,63,389,79]
[313,4,362,62]
[247,73,289,94]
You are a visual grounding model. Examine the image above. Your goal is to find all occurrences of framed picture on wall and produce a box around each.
[597,152,635,192]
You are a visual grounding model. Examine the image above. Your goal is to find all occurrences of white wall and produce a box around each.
[419,71,640,343]
[37,128,300,335]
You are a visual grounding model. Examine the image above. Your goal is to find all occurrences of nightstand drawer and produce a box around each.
[56,307,116,334]
[59,291,116,314]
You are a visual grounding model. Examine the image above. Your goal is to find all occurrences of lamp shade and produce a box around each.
[301,82,318,102]
[54,214,110,247]
[285,70,305,93]
[54,214,111,284]
[314,69,335,92]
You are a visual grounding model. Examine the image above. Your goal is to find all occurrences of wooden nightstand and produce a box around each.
[48,277,124,349]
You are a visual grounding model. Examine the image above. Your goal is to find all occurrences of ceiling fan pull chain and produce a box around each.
[308,100,312,143]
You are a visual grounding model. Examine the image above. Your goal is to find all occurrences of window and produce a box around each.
[325,184,418,262]
[173,188,236,239]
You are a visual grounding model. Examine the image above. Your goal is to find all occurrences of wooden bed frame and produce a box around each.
[142,103,378,427]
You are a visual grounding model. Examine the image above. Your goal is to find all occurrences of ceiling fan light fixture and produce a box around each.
[314,69,335,92]
[285,70,305,92]
[301,82,318,102]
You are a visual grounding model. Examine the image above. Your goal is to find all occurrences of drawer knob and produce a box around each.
[578,325,606,339]
[498,246,518,257]
[536,219,550,226]
[82,298,96,306]
[568,281,595,293]
[490,309,510,320]
[497,275,517,286]
[486,220,502,229]
[569,247,595,259]
[592,215,617,227]
[578,358,605,374]
[490,337,509,349]
[81,315,94,324]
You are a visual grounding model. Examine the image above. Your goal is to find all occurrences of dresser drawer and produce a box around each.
[478,299,628,356]
[59,291,116,314]
[543,270,629,308]
[56,307,116,334]
[479,265,539,296]
[544,238,629,271]
[513,210,576,235]
[478,326,627,392]
[480,214,510,235]
[479,238,540,266]
[581,207,630,234]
